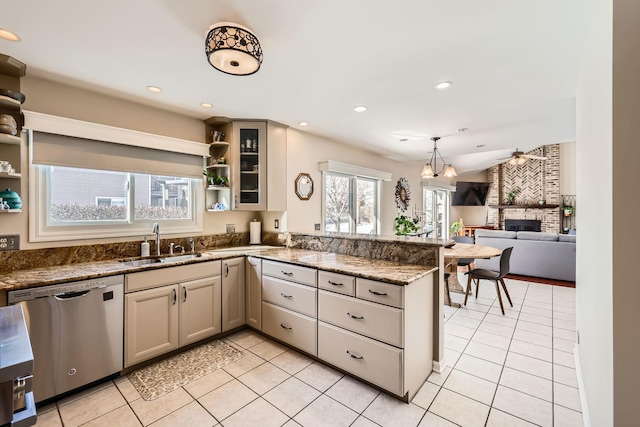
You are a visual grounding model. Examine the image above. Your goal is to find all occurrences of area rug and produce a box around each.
[128,340,243,400]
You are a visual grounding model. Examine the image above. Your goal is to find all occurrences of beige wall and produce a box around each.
[560,141,577,195]
[449,170,490,227]
[575,0,613,425]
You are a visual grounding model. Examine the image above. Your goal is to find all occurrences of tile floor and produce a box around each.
[35,277,583,427]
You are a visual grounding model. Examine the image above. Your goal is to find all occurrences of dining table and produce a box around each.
[444,242,502,307]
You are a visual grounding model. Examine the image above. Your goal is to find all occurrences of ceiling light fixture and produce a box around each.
[146,86,163,93]
[354,105,367,112]
[420,137,457,179]
[200,103,213,108]
[458,127,468,133]
[476,144,486,148]
[299,122,308,126]
[205,22,263,76]
[0,28,21,41]
[435,81,452,90]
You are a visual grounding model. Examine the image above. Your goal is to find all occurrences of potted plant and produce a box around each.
[450,221,463,236]
[394,215,419,235]
[203,171,229,187]
[505,189,520,205]
[562,205,574,216]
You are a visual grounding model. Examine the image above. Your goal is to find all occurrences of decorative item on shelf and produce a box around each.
[505,189,520,205]
[420,137,457,179]
[395,177,411,211]
[394,214,419,235]
[0,114,17,135]
[294,173,314,200]
[0,161,12,172]
[538,200,545,206]
[0,88,26,104]
[203,171,229,187]
[562,205,575,216]
[0,188,21,209]
[217,157,226,164]
[211,131,225,143]
[205,22,263,76]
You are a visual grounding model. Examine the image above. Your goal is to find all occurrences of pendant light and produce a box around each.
[421,137,457,179]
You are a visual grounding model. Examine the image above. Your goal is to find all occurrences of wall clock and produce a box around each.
[395,177,411,211]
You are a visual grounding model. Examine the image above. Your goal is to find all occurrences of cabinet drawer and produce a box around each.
[126,261,222,293]
[318,322,402,396]
[356,278,404,309]
[262,276,317,317]
[263,260,317,287]
[318,271,355,296]
[318,290,403,347]
[262,302,317,356]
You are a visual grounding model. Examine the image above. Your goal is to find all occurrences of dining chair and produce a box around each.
[452,235,475,272]
[464,247,514,315]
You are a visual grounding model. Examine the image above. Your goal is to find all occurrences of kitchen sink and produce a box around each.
[120,254,200,267]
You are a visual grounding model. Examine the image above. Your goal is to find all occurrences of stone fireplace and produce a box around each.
[505,219,542,232]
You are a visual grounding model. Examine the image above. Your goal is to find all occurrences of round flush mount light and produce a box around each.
[353,105,367,112]
[0,28,21,42]
[200,103,213,108]
[435,81,452,90]
[477,144,486,148]
[458,127,469,133]
[205,22,263,76]
[146,86,163,93]
[299,121,308,127]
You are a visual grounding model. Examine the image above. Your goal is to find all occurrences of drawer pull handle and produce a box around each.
[280,324,292,330]
[280,293,293,299]
[281,271,293,276]
[346,350,363,360]
[347,312,364,320]
[368,289,388,296]
[328,281,343,286]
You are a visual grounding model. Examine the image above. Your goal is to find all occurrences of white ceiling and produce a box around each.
[1,0,594,175]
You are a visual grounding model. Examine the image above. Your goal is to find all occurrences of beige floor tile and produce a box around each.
[554,382,582,412]
[183,367,234,398]
[486,408,537,426]
[238,362,289,394]
[427,366,452,386]
[82,405,142,427]
[488,305,520,319]
[447,314,482,330]
[263,377,321,417]
[554,337,575,353]
[553,311,576,321]
[443,369,497,405]
[519,312,552,326]
[471,331,511,350]
[429,388,490,427]
[492,385,552,427]
[57,381,114,406]
[554,404,585,427]
[294,394,358,427]
[129,387,193,426]
[198,379,258,421]
[453,308,487,320]
[454,354,502,383]
[522,300,553,311]
[58,384,127,427]
[411,381,440,410]
[554,364,579,388]
[226,329,266,349]
[553,303,576,315]
[249,339,288,360]
[351,416,379,427]
[505,352,553,380]
[499,367,552,401]
[362,392,425,427]
[516,320,553,337]
[223,352,265,377]
[554,319,577,331]
[463,341,507,365]
[520,305,553,318]
[465,301,492,314]
[295,362,343,392]
[478,321,514,338]
[554,328,577,342]
[325,375,379,413]
[513,329,553,348]
[445,348,462,366]
[270,349,314,374]
[283,420,302,427]
[509,339,553,362]
[149,401,216,427]
[114,376,142,403]
[37,403,57,414]
[418,412,458,426]
[483,313,517,328]
[443,334,469,352]
[444,323,476,340]
[554,349,576,368]
[222,398,289,427]
[34,408,63,427]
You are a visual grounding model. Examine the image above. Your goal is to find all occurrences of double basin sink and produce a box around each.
[120,253,202,267]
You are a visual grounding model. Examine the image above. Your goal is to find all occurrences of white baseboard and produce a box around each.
[433,358,447,374]
[574,344,591,427]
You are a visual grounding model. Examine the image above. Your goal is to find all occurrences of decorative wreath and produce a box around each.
[395,177,411,211]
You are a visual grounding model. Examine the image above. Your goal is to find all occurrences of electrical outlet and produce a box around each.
[314,223,321,231]
[274,219,279,229]
[0,235,20,251]
[226,224,236,233]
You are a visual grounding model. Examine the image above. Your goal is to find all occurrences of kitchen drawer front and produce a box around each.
[126,261,222,293]
[262,276,317,317]
[356,278,404,309]
[318,271,355,296]
[318,322,403,396]
[318,290,403,347]
[262,302,317,356]
[263,260,317,287]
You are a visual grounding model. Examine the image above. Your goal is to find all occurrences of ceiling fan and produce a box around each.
[498,148,547,165]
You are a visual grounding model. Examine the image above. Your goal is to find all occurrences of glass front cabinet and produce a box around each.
[232,121,266,211]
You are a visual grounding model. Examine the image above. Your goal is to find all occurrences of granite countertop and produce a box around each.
[0,246,438,291]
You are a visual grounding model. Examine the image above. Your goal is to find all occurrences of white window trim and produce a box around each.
[318,160,392,182]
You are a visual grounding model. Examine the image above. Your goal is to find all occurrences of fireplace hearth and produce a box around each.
[505,219,542,232]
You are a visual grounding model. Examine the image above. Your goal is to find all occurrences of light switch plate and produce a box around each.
[226,224,236,233]
[314,223,321,231]
[0,235,20,251]
[274,219,279,229]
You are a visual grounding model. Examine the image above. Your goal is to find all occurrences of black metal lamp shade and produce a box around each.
[205,23,263,76]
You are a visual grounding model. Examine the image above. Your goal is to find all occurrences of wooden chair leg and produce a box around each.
[464,274,472,305]
[499,278,513,307]
[444,274,451,307]
[475,278,480,299]
[494,280,505,315]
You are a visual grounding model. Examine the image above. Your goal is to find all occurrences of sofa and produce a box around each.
[473,229,576,282]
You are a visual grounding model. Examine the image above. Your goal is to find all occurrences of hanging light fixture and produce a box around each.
[205,22,263,76]
[420,137,457,179]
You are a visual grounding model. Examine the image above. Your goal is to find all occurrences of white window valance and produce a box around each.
[318,160,392,181]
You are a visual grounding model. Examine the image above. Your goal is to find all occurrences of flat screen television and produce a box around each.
[452,181,490,206]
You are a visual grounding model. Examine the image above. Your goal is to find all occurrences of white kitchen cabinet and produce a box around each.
[232,121,267,210]
[245,256,262,330]
[180,276,222,346]
[222,257,246,332]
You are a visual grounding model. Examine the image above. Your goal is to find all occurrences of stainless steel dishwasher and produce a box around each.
[7,275,124,403]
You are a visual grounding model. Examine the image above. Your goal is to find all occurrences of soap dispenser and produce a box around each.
[141,237,150,257]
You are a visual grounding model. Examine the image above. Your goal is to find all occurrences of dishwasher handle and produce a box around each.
[54,290,91,300]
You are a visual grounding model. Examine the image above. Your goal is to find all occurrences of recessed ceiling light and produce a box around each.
[200,103,213,108]
[0,29,21,42]
[477,144,486,148]
[146,86,163,93]
[458,127,469,133]
[353,105,367,112]
[299,122,308,127]
[435,81,452,90]
[399,138,408,142]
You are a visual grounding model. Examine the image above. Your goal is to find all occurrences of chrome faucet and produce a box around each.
[152,223,160,255]
[188,237,195,253]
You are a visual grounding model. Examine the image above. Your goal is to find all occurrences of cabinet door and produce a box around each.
[245,256,262,330]
[232,121,267,210]
[222,257,246,331]
[125,285,179,367]
[180,276,222,346]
